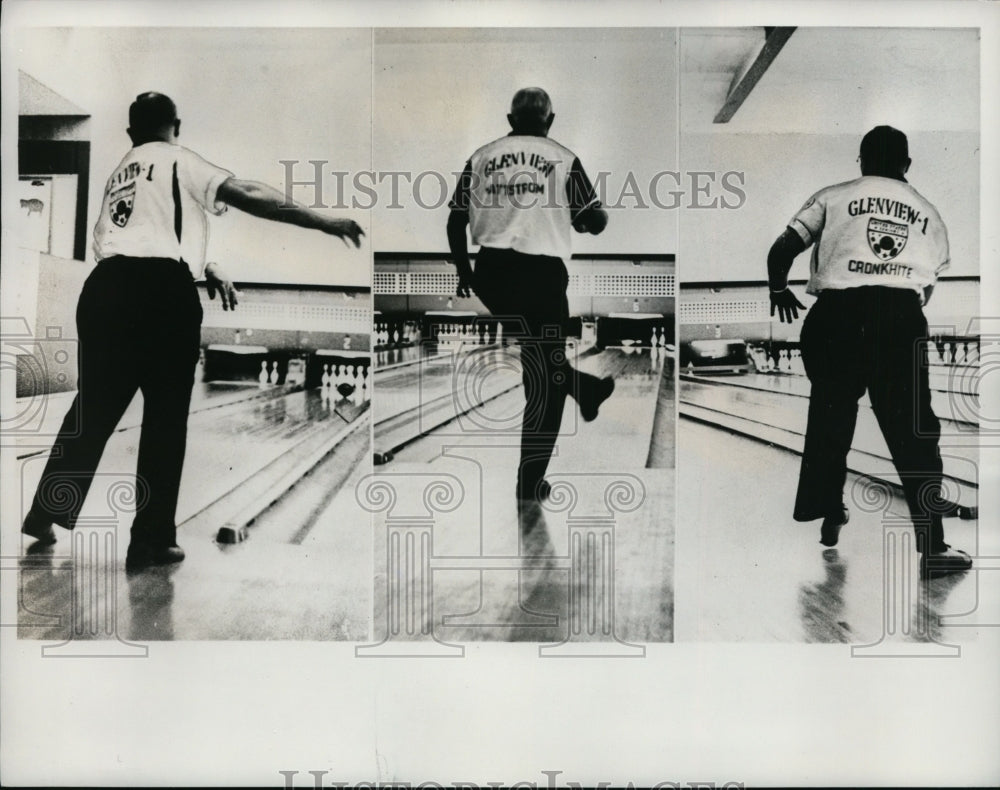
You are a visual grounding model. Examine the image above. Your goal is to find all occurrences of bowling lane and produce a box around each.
[374,343,436,370]
[558,346,669,469]
[686,369,978,437]
[17,385,371,641]
[395,346,670,471]
[369,458,674,644]
[675,418,993,643]
[12,378,295,460]
[18,386,366,530]
[680,372,978,508]
[18,528,369,641]
[367,345,675,643]
[374,343,518,427]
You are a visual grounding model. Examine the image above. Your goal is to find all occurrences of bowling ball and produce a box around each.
[337,383,355,398]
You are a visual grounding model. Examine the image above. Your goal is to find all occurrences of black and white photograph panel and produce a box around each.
[10,28,372,642]
[675,27,991,644]
[366,28,676,650]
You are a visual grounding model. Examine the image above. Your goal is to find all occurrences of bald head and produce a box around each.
[508,87,554,135]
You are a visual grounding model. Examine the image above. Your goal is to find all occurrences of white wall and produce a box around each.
[679,130,979,282]
[372,28,677,255]
[17,28,371,287]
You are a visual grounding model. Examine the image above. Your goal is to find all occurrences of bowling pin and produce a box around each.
[270,361,279,384]
[321,363,331,387]
[791,349,804,376]
[259,360,269,386]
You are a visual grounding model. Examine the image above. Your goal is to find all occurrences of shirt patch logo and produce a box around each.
[108,182,136,228]
[867,218,908,261]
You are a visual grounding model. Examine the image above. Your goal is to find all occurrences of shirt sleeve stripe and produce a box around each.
[788,218,813,246]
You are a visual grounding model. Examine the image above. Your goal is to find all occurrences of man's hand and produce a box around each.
[455,261,474,298]
[572,203,608,235]
[205,262,239,311]
[322,218,365,248]
[769,287,806,323]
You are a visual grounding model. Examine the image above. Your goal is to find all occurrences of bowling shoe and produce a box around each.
[21,510,56,545]
[125,542,186,571]
[579,376,615,422]
[819,505,850,547]
[920,545,973,579]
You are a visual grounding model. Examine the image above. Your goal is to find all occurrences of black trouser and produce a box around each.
[794,286,946,553]
[473,247,600,495]
[31,256,202,549]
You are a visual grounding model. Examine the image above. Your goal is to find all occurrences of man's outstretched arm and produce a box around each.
[217,178,364,247]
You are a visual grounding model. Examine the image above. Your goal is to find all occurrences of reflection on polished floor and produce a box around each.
[16,384,371,642]
[364,345,676,649]
[677,419,994,645]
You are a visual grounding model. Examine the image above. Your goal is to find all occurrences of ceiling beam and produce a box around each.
[713,27,796,123]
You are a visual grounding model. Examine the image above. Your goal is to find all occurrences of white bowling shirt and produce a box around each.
[93,142,233,276]
[788,175,949,295]
[450,134,599,262]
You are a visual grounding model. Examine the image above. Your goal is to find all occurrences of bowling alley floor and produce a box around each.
[675,419,995,644]
[14,384,372,641]
[370,345,676,644]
